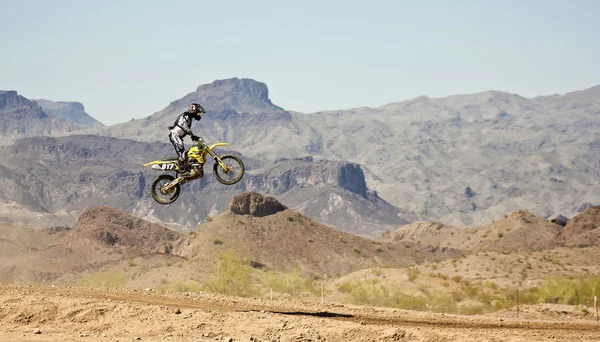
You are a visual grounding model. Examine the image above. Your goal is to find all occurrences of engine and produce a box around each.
[186,163,204,180]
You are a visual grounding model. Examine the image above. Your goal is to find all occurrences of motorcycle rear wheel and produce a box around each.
[151,174,181,204]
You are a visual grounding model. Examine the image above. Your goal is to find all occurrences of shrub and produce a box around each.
[536,276,600,306]
[261,269,317,297]
[203,249,256,297]
[158,280,203,292]
[337,279,390,307]
[371,268,382,277]
[407,267,420,282]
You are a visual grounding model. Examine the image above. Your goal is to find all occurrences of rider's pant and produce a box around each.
[169,132,185,162]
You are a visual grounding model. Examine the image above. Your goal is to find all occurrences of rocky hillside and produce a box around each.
[70,206,183,253]
[87,79,600,227]
[93,78,307,159]
[179,192,460,277]
[35,99,104,127]
[558,206,600,247]
[382,210,562,253]
[0,91,86,141]
[0,135,408,236]
[0,194,459,284]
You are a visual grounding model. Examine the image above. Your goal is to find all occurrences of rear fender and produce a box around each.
[143,160,179,171]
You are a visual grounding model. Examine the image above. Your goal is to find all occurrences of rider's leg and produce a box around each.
[169,132,187,172]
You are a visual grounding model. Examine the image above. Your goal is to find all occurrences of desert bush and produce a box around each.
[158,280,203,292]
[429,291,458,313]
[79,271,126,288]
[261,269,317,297]
[437,273,449,281]
[338,277,519,315]
[338,279,390,307]
[451,275,462,283]
[390,291,428,311]
[407,267,420,282]
[371,267,382,277]
[536,276,600,306]
[203,249,256,297]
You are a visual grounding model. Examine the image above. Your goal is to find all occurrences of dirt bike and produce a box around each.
[144,140,244,205]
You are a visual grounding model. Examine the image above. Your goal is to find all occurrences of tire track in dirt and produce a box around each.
[13,285,599,335]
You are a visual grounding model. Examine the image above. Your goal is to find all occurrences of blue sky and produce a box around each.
[1,0,599,125]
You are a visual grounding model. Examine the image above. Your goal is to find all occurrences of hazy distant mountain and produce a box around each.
[3,79,599,228]
[86,79,600,227]
[90,78,309,158]
[0,135,407,236]
[34,99,104,127]
[0,90,85,141]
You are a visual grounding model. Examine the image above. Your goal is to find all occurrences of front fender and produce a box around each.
[207,142,229,151]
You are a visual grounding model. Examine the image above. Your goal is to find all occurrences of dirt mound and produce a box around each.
[559,206,600,247]
[229,191,286,217]
[72,206,182,253]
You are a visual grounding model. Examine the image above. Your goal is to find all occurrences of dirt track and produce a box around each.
[0,285,598,342]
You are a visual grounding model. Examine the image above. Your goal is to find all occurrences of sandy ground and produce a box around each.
[0,285,598,342]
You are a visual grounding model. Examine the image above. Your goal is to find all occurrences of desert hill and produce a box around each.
[68,206,184,253]
[179,192,461,278]
[0,192,461,285]
[558,206,600,247]
[382,210,561,253]
[1,191,600,321]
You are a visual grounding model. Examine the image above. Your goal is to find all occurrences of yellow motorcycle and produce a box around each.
[144,140,244,204]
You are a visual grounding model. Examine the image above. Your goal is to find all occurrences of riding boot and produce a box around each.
[178,159,188,175]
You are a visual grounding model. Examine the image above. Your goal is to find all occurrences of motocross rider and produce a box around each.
[168,103,206,175]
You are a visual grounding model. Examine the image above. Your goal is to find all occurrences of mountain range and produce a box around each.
[1,78,599,233]
[0,134,408,236]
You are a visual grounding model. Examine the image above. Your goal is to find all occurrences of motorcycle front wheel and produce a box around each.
[213,155,245,185]
[151,174,181,204]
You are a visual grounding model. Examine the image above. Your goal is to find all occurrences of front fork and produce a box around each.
[206,149,230,172]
